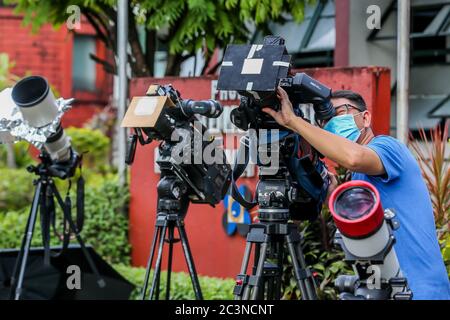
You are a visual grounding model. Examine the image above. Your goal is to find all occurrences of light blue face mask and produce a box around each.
[323,113,363,142]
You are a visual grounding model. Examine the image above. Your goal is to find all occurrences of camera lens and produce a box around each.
[11,75,58,128]
[334,187,376,220]
[11,76,49,107]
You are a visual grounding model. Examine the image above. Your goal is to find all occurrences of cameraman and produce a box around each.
[263,87,450,300]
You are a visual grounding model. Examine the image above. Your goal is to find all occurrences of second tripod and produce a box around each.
[141,174,202,300]
[232,164,319,300]
[234,216,318,300]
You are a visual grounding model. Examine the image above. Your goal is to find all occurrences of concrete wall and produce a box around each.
[349,0,397,83]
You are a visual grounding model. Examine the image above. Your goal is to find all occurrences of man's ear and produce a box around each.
[363,111,371,128]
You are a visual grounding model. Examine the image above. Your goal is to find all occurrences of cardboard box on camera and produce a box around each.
[120,90,175,129]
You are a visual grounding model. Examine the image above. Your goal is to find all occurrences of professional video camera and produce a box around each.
[216,36,333,300]
[218,35,335,131]
[0,76,104,300]
[123,84,231,206]
[218,35,331,222]
[121,84,231,300]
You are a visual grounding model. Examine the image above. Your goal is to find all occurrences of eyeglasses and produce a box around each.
[317,104,364,127]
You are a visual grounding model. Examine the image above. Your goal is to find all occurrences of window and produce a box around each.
[72,35,96,91]
[254,0,335,68]
[411,5,450,65]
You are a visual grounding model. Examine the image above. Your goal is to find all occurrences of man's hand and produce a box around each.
[325,172,339,204]
[262,87,297,130]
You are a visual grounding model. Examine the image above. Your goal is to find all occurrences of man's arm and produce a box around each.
[263,87,385,175]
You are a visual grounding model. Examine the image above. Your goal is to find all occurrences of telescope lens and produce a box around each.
[12,76,49,107]
[334,187,375,220]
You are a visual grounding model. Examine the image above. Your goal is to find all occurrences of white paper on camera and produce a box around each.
[134,96,158,116]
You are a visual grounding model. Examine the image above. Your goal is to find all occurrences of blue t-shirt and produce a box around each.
[352,135,450,300]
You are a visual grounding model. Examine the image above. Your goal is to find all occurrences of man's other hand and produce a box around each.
[325,172,339,204]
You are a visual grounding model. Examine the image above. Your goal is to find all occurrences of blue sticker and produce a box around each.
[222,185,252,236]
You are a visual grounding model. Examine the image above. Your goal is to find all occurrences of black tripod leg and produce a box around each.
[294,242,317,299]
[149,224,167,300]
[250,242,268,300]
[12,181,42,300]
[8,192,35,300]
[275,242,284,300]
[176,220,203,300]
[165,225,175,300]
[235,241,253,300]
[286,236,317,300]
[141,226,161,299]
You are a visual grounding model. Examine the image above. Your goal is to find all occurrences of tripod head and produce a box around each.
[27,148,81,180]
[232,130,329,222]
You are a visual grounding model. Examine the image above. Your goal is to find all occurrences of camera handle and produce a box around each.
[126,128,153,165]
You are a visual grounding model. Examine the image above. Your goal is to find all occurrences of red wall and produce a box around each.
[129,66,391,279]
[0,7,111,127]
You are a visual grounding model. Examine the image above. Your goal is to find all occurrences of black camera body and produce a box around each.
[217,36,331,221]
[124,84,231,206]
[217,36,335,131]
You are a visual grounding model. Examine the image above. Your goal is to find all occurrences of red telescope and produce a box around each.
[329,180,412,300]
[329,180,384,239]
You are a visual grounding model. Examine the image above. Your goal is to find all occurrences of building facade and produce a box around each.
[0,5,112,127]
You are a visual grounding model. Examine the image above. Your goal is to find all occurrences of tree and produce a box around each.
[5,0,312,76]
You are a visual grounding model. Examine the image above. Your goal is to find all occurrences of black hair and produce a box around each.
[331,90,367,111]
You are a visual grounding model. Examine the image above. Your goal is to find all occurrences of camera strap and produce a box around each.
[231,135,257,209]
[76,158,85,232]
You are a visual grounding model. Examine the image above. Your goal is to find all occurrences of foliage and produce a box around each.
[0,167,34,211]
[282,206,353,300]
[0,177,130,265]
[0,141,35,169]
[409,121,450,233]
[81,178,130,264]
[65,127,111,171]
[440,232,450,277]
[0,53,20,90]
[6,0,313,76]
[113,264,235,300]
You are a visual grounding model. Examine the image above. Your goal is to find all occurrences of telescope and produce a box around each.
[329,180,413,300]
[0,75,105,300]
[0,76,78,178]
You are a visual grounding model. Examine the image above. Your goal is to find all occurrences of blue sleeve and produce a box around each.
[366,136,406,182]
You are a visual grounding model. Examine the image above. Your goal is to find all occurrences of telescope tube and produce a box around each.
[11,76,72,162]
[329,180,403,290]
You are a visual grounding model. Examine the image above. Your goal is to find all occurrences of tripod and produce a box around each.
[8,152,105,300]
[233,167,318,300]
[141,173,202,300]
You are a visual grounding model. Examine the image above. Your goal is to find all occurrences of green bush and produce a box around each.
[282,212,352,300]
[440,233,450,278]
[0,167,34,211]
[0,141,35,168]
[0,177,130,265]
[81,178,131,264]
[113,264,235,300]
[65,127,111,171]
